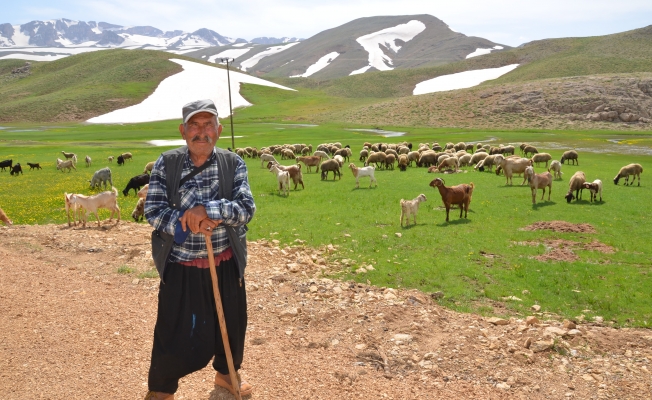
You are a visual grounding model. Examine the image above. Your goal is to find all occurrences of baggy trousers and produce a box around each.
[147,258,247,394]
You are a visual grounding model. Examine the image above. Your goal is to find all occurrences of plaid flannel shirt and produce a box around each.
[144,148,255,263]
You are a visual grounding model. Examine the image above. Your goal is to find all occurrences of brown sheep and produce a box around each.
[560,150,579,165]
[365,152,387,169]
[320,159,341,180]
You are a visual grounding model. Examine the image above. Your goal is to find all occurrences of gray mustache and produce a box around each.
[191,136,211,143]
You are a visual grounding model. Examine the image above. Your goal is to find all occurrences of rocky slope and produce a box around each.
[1,222,651,399]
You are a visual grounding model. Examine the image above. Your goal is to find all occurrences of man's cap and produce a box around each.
[182,99,218,123]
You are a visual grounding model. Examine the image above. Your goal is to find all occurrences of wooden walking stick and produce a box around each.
[205,233,242,400]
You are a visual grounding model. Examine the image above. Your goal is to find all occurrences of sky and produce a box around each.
[3,0,652,47]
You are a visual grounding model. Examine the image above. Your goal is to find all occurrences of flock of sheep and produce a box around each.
[233,139,644,224]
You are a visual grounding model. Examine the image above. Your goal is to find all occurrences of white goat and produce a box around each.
[260,154,277,168]
[349,163,377,188]
[582,179,603,202]
[57,160,77,172]
[269,164,290,196]
[400,194,427,226]
[548,160,563,180]
[71,187,121,227]
[85,155,92,167]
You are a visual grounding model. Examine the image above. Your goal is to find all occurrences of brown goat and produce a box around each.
[267,162,304,189]
[429,178,475,222]
[524,166,552,204]
[296,156,321,173]
[0,206,12,225]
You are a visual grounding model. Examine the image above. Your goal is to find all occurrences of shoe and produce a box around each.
[144,391,174,400]
[214,371,253,396]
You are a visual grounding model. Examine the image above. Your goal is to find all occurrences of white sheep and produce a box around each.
[582,179,603,202]
[85,155,92,167]
[57,160,77,172]
[400,194,427,226]
[260,153,278,168]
[71,187,120,227]
[107,156,114,163]
[313,150,331,160]
[349,163,377,188]
[143,161,156,174]
[613,163,643,186]
[269,164,290,196]
[548,160,563,180]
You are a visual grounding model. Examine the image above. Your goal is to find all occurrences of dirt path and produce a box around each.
[1,223,651,399]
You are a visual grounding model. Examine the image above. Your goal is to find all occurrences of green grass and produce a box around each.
[1,121,651,327]
[117,265,134,274]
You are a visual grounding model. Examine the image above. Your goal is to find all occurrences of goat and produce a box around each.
[64,192,83,227]
[260,154,277,168]
[117,155,125,166]
[122,173,151,196]
[313,150,331,160]
[524,166,552,204]
[429,178,475,222]
[61,151,75,159]
[121,152,133,162]
[137,184,149,199]
[0,207,12,225]
[613,163,643,186]
[269,164,290,196]
[496,157,531,185]
[565,171,586,203]
[0,159,12,172]
[320,159,341,180]
[10,164,23,176]
[349,163,377,188]
[131,198,145,222]
[107,156,114,163]
[71,187,121,227]
[85,155,92,167]
[296,156,321,173]
[267,162,304,190]
[400,194,427,226]
[583,179,603,202]
[89,167,113,190]
[27,162,42,170]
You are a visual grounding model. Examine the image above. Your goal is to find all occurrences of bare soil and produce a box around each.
[521,221,597,233]
[515,239,615,263]
[1,223,651,399]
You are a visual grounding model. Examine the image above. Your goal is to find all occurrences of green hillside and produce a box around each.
[0,50,222,123]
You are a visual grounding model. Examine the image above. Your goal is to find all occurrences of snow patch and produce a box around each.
[208,48,252,63]
[355,20,426,73]
[413,64,519,95]
[493,45,503,50]
[349,65,372,76]
[239,42,299,72]
[232,43,248,47]
[466,45,504,59]
[290,52,339,78]
[11,26,31,47]
[0,53,69,62]
[87,59,295,124]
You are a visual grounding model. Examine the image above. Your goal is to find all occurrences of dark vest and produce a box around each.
[151,146,248,282]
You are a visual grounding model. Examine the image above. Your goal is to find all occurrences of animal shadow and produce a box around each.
[532,201,556,210]
[436,218,471,227]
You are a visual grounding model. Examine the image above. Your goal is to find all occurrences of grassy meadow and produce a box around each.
[1,121,651,327]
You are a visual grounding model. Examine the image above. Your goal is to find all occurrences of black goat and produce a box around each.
[0,159,12,171]
[10,163,23,176]
[117,155,125,166]
[122,173,150,196]
[27,162,42,170]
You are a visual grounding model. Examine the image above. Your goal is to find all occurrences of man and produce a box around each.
[144,99,256,399]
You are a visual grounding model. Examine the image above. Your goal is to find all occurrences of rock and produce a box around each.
[523,338,532,349]
[581,374,595,382]
[496,382,510,390]
[563,320,576,330]
[501,296,522,301]
[131,278,139,285]
[526,316,539,326]
[395,233,402,238]
[355,343,366,350]
[422,352,436,360]
[418,360,434,369]
[332,286,343,295]
[309,285,318,293]
[344,234,351,237]
[287,263,300,273]
[544,327,568,337]
[366,265,375,271]
[327,244,335,252]
[531,305,541,312]
[356,267,367,274]
[279,308,299,319]
[530,340,554,353]
[381,235,388,239]
[594,316,604,323]
[384,292,397,300]
[488,317,509,326]
[331,339,339,346]
[522,290,531,295]
[431,291,444,299]
[393,334,412,342]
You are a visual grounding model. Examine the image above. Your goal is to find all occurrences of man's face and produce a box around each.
[179,112,222,158]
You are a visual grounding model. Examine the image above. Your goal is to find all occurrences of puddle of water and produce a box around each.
[148,138,243,147]
[6,129,43,132]
[527,141,652,156]
[347,129,406,137]
[274,124,318,127]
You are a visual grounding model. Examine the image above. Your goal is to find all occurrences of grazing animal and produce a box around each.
[398,154,408,171]
[429,178,475,222]
[137,184,149,199]
[85,155,92,167]
[496,157,531,185]
[437,157,459,172]
[120,152,133,162]
[26,162,42,170]
[70,187,121,227]
[143,161,156,174]
[64,192,83,227]
[61,151,75,159]
[117,155,125,165]
[613,163,643,186]
[122,173,151,196]
[58,160,77,172]
[523,145,538,157]
[320,159,341,180]
[365,152,387,169]
[296,156,321,173]
[312,150,330,160]
[89,167,113,190]
[565,171,586,203]
[560,150,579,165]
[531,153,552,168]
[0,207,12,225]
[260,154,278,168]
[349,163,377,188]
[548,160,563,180]
[107,156,114,163]
[268,164,290,196]
[0,159,12,171]
[267,162,304,190]
[583,179,603,202]
[10,163,23,175]
[524,166,553,204]
[131,198,146,222]
[400,194,427,226]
